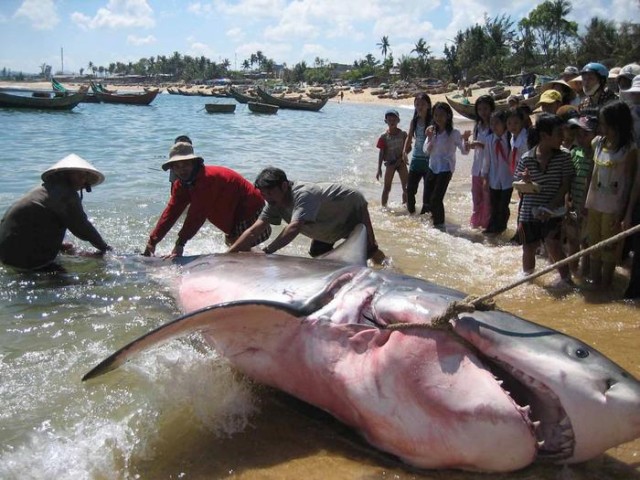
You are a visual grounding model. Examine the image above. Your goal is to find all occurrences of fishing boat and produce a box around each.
[247,101,279,114]
[307,89,338,100]
[445,93,540,120]
[93,87,160,106]
[256,87,328,112]
[204,103,236,114]
[229,86,258,104]
[0,86,88,110]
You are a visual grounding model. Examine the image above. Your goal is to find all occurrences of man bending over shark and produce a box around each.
[228,167,384,261]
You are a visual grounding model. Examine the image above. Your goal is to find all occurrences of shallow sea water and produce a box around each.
[0,94,639,479]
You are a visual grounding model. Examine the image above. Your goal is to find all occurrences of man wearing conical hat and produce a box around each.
[143,141,270,257]
[0,154,111,271]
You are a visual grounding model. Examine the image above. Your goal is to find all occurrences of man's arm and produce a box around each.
[261,220,303,254]
[227,218,271,253]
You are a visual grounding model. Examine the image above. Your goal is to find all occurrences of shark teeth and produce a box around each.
[487,357,575,461]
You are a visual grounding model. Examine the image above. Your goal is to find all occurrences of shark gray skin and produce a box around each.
[84,226,640,472]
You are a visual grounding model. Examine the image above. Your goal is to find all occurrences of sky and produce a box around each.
[0,0,638,75]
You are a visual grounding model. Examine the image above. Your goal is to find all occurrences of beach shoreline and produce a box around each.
[0,79,501,112]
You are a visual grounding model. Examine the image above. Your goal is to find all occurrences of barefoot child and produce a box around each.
[403,93,432,214]
[513,114,575,285]
[376,109,408,207]
[468,95,494,229]
[482,110,513,234]
[422,102,471,229]
[584,101,638,287]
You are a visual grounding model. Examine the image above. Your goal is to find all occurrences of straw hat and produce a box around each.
[567,75,583,91]
[608,67,622,79]
[542,80,577,101]
[162,142,203,171]
[41,154,105,186]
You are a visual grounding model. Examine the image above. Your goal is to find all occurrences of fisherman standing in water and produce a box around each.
[0,154,111,271]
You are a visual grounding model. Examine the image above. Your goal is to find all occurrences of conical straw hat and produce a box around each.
[41,154,105,186]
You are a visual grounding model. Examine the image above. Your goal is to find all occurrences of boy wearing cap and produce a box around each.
[143,142,269,257]
[376,109,408,207]
[535,90,563,114]
[0,154,111,271]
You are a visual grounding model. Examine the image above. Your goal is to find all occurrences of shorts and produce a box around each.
[519,218,563,245]
[225,209,272,247]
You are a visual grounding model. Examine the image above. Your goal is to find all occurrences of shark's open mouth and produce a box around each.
[486,358,575,461]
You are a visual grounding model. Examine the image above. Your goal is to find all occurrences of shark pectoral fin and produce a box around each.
[82,300,305,382]
[319,224,367,266]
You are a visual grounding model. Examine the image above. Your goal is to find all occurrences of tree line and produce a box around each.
[1,0,638,85]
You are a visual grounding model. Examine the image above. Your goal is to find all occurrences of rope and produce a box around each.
[385,222,640,332]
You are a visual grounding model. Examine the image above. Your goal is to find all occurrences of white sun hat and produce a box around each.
[626,75,640,93]
[41,154,105,186]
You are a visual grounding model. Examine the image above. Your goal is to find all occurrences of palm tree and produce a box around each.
[377,36,390,60]
[242,59,250,71]
[412,38,430,59]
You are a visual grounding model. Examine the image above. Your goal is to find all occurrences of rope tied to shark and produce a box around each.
[385,222,640,332]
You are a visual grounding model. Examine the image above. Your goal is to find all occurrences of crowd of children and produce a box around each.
[375,61,640,297]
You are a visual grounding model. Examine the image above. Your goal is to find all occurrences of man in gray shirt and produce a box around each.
[228,167,382,260]
[0,154,111,271]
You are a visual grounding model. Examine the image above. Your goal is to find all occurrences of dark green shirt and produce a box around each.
[0,180,107,269]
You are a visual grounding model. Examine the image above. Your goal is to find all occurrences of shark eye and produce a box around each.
[575,348,589,358]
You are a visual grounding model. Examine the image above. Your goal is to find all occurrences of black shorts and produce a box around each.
[519,218,563,245]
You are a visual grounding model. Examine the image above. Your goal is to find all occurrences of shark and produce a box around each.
[84,225,640,472]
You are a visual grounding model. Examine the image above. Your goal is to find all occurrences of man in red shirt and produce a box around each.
[143,142,269,257]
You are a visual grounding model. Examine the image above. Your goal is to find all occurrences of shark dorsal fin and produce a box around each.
[319,224,367,266]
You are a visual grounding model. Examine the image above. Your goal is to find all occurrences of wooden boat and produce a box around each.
[307,89,338,100]
[204,103,236,114]
[229,86,258,104]
[248,101,279,114]
[94,88,159,105]
[256,87,328,112]
[166,87,179,95]
[0,86,87,110]
[445,94,541,120]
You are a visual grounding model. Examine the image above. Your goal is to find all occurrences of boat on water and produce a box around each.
[93,87,159,106]
[204,103,236,114]
[256,86,328,112]
[0,86,88,110]
[445,93,540,120]
[229,86,259,104]
[248,101,279,114]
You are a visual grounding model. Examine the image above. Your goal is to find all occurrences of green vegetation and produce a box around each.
[2,1,637,85]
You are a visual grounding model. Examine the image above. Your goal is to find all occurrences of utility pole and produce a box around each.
[60,47,64,75]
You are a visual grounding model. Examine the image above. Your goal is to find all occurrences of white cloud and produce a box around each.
[187,2,214,15]
[188,41,216,58]
[127,34,157,46]
[14,0,59,30]
[226,27,244,42]
[214,0,286,18]
[71,0,155,30]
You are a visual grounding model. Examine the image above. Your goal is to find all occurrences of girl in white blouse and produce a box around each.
[422,102,471,228]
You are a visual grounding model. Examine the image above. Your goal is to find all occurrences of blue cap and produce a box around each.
[385,109,400,119]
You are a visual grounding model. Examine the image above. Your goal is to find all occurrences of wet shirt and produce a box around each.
[149,165,265,245]
[482,133,514,190]
[260,182,368,244]
[410,118,430,173]
[471,123,491,177]
[377,129,407,167]
[0,181,108,270]
[423,129,469,174]
[570,146,594,213]
[514,147,574,223]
